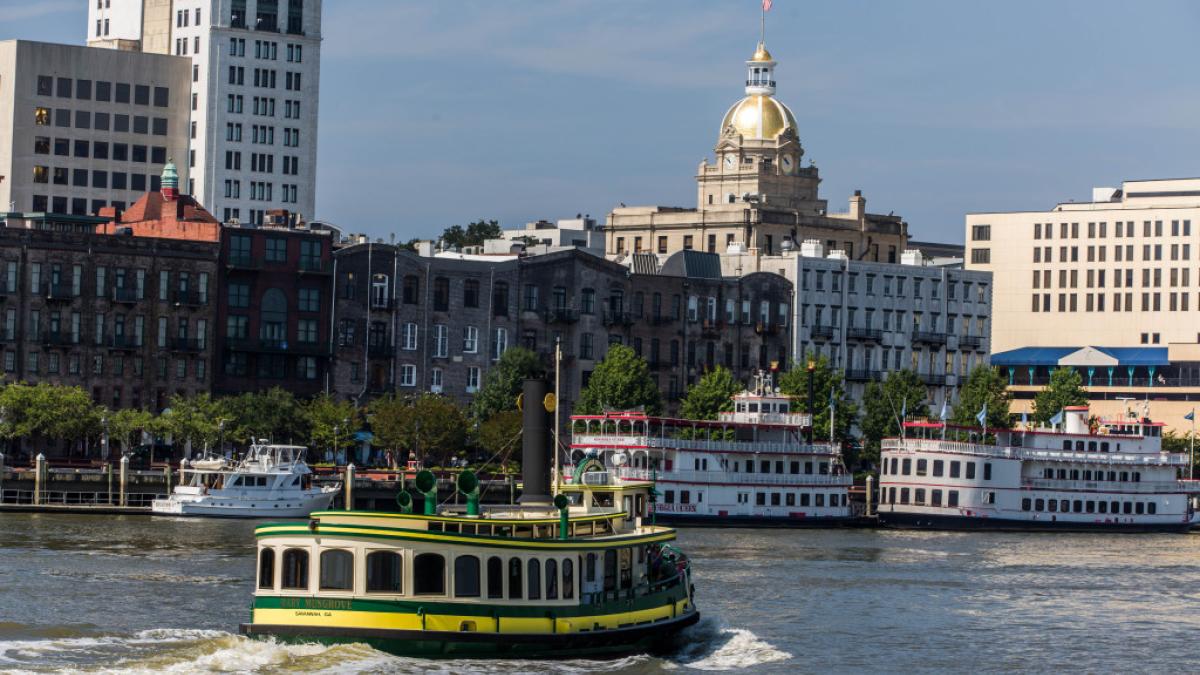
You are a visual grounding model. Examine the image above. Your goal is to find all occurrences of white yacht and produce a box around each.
[878,406,1200,532]
[152,443,339,518]
[567,373,855,527]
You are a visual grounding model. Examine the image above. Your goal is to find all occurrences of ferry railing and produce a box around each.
[1021,478,1190,494]
[1,489,160,506]
[582,570,683,607]
[883,438,1186,466]
[624,467,852,486]
[575,434,840,456]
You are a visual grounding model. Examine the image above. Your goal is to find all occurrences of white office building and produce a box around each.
[87,0,322,225]
[0,40,192,216]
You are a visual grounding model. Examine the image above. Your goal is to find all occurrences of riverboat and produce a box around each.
[878,405,1200,532]
[568,373,854,527]
[151,442,338,518]
[240,380,700,659]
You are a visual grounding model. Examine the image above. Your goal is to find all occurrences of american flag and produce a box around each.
[763,0,773,11]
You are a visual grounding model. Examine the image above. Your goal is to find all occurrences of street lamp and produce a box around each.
[806,359,816,444]
[101,416,109,461]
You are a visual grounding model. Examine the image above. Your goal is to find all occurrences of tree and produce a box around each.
[859,370,929,465]
[219,387,307,445]
[951,366,1013,429]
[680,366,741,420]
[1032,367,1088,425]
[106,407,154,456]
[0,383,101,451]
[305,393,363,457]
[478,410,523,461]
[159,393,224,456]
[777,353,858,445]
[441,219,503,250]
[371,393,468,467]
[575,345,662,415]
[470,347,543,422]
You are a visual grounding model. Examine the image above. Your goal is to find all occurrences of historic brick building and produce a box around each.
[213,211,335,397]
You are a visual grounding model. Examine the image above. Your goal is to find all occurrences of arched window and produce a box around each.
[365,551,402,593]
[281,548,309,590]
[507,557,522,599]
[319,549,353,591]
[371,273,390,308]
[259,287,289,343]
[413,553,445,595]
[562,558,574,599]
[257,548,275,589]
[487,556,503,598]
[545,559,558,600]
[527,559,541,600]
[454,555,481,598]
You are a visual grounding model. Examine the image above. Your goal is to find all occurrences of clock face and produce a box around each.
[724,155,735,169]
[781,156,794,173]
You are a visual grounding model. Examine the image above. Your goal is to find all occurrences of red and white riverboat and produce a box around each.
[565,374,854,527]
[878,406,1200,532]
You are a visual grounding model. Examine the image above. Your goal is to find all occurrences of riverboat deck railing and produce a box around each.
[1020,478,1192,494]
[574,434,840,456]
[883,438,1187,466]
[615,466,851,486]
[1,489,159,507]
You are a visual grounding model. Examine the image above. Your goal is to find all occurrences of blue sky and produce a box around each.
[4,1,1200,243]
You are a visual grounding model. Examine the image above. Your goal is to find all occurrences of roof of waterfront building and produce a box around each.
[991,346,1170,367]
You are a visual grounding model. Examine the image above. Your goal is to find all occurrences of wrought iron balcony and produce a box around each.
[544,308,580,324]
[108,335,141,350]
[226,254,262,270]
[298,258,333,274]
[810,325,835,339]
[42,331,76,347]
[43,283,74,301]
[169,337,204,352]
[845,369,881,382]
[603,311,635,327]
[111,287,139,304]
[913,330,948,345]
[847,327,883,342]
[172,289,206,306]
[959,335,984,350]
[920,372,947,386]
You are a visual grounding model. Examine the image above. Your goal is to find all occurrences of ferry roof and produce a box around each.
[901,419,1164,439]
[991,346,1169,367]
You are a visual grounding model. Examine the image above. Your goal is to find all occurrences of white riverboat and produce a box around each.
[152,442,339,518]
[567,374,855,527]
[878,406,1200,532]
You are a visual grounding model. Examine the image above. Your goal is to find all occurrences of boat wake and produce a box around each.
[667,617,793,671]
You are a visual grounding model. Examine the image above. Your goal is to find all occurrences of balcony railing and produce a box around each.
[573,434,839,457]
[882,438,1187,466]
[43,283,74,301]
[810,325,835,339]
[108,335,141,350]
[226,338,327,355]
[959,335,984,350]
[112,287,139,303]
[169,337,204,352]
[298,258,333,274]
[920,372,946,386]
[845,368,881,382]
[745,79,777,88]
[227,255,262,270]
[913,330,948,345]
[368,343,396,358]
[42,331,77,346]
[544,308,580,324]
[172,290,206,306]
[648,315,675,326]
[603,311,635,327]
[648,468,852,487]
[1021,478,1187,494]
[847,327,883,342]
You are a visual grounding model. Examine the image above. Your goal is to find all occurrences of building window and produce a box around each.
[400,364,417,387]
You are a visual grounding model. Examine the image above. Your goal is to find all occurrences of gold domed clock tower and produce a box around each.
[697,42,826,214]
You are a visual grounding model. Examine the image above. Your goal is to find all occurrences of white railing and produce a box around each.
[575,435,840,456]
[1021,478,1190,494]
[643,468,852,487]
[883,438,1186,466]
[716,411,812,426]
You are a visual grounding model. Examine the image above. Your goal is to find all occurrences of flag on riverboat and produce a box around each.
[939,399,948,421]
[1049,409,1064,427]
[976,403,987,428]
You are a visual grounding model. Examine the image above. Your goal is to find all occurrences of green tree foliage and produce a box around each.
[859,370,929,465]
[219,387,307,445]
[305,393,363,455]
[478,410,523,460]
[680,366,741,420]
[777,353,858,445]
[1032,368,1088,424]
[440,219,503,250]
[159,393,224,453]
[951,366,1013,429]
[106,407,154,455]
[370,393,468,467]
[575,345,663,415]
[0,382,101,445]
[470,347,543,422]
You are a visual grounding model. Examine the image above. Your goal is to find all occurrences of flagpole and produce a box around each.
[761,3,766,45]
[1190,409,1195,481]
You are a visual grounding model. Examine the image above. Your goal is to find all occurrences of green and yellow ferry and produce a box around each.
[240,379,700,659]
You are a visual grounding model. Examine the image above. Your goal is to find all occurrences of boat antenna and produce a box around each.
[552,336,561,497]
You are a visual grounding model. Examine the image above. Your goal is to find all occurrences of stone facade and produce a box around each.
[0,213,218,412]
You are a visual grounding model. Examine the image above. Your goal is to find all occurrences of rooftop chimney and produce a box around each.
[160,160,179,202]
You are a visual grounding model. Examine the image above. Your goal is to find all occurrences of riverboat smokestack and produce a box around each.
[520,378,552,505]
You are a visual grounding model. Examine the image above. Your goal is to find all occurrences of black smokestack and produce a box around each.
[519,378,552,505]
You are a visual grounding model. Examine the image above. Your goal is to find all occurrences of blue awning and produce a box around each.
[1093,347,1169,366]
[991,346,1169,368]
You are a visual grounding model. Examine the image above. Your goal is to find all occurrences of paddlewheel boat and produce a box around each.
[240,379,700,659]
[567,373,854,527]
[878,405,1200,532]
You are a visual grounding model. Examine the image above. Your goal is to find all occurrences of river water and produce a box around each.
[2,513,1199,673]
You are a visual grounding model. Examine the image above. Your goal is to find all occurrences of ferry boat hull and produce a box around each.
[241,601,699,659]
[878,510,1194,533]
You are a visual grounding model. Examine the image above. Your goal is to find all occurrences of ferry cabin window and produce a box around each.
[746,461,754,474]
[916,459,927,476]
[508,558,523,599]
[984,492,996,505]
[586,553,597,583]
[931,489,943,506]
[413,553,446,595]
[681,491,691,505]
[319,550,354,591]
[454,555,481,598]
[603,550,617,592]
[804,461,813,474]
[1035,498,1045,511]
[1043,468,1053,479]
[1135,502,1145,515]
[756,493,766,506]
[786,494,795,506]
[899,488,910,504]
[562,558,574,599]
[258,548,275,589]
[949,461,960,478]
[487,557,503,598]
[914,489,925,505]
[932,460,944,477]
[1059,499,1068,512]
[889,458,898,475]
[366,551,402,593]
[948,491,959,507]
[1086,500,1095,513]
[527,559,542,600]
[1022,497,1032,511]
[1070,469,1079,481]
[1123,502,1132,514]
[1073,500,1083,513]
[902,458,912,475]
[1048,499,1058,512]
[664,490,674,504]
[281,548,309,590]
[983,463,992,481]
[790,461,799,474]
[1101,442,1110,452]
[760,460,769,473]
[1148,502,1157,515]
[815,493,825,507]
[801,493,811,507]
[1057,469,1067,480]
[887,488,895,505]
[546,559,558,600]
[819,462,829,475]
[965,463,976,480]
[1098,501,1107,514]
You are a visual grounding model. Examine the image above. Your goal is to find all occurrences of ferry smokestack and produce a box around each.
[520,378,552,505]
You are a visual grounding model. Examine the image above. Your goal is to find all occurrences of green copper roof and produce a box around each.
[161,160,179,189]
